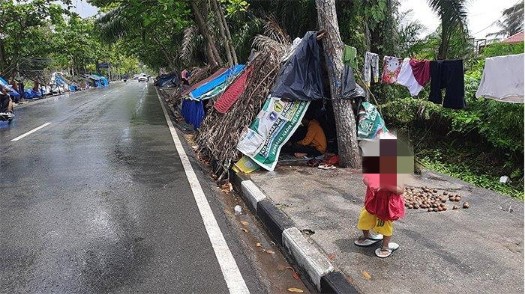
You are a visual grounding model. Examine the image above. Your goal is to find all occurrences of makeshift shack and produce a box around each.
[154,72,180,88]
[195,26,374,179]
[0,77,20,100]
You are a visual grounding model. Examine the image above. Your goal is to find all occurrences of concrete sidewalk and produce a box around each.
[232,164,523,293]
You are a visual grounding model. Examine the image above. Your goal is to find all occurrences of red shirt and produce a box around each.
[363,174,405,221]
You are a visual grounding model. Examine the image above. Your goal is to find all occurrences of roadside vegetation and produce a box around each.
[0,0,140,81]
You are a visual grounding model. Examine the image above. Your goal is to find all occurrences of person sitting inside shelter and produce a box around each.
[284,113,327,158]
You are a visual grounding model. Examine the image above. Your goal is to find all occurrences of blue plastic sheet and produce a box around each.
[181,99,205,129]
[0,77,20,98]
[189,64,245,99]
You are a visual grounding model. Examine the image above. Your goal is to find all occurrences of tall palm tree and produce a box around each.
[488,2,524,38]
[427,0,468,59]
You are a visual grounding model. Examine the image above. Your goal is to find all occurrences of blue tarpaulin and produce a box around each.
[24,89,41,99]
[0,77,20,98]
[189,64,245,99]
[88,74,109,87]
[55,74,67,86]
[181,99,205,129]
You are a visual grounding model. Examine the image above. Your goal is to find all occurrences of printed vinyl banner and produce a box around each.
[237,96,310,171]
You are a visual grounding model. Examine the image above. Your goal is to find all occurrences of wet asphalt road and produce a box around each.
[0,82,265,293]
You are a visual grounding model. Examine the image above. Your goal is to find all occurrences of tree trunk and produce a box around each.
[0,39,6,74]
[211,0,233,66]
[191,0,223,66]
[215,0,238,64]
[315,0,361,168]
[438,24,449,60]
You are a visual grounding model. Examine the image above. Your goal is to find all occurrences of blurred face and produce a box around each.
[361,135,414,187]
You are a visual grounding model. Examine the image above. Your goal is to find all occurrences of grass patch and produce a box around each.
[419,156,524,200]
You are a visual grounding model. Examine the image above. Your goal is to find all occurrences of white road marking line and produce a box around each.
[11,122,51,142]
[157,94,249,294]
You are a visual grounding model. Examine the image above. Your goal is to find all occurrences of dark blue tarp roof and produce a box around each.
[270,31,324,101]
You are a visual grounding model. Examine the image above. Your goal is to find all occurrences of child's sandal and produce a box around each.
[354,237,380,247]
[375,242,399,258]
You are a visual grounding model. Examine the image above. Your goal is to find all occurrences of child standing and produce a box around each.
[354,173,405,257]
[354,134,410,258]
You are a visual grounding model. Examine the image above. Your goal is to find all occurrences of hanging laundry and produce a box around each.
[476,53,524,103]
[396,58,424,96]
[409,59,431,86]
[343,45,358,69]
[429,60,465,109]
[381,56,402,84]
[363,52,379,86]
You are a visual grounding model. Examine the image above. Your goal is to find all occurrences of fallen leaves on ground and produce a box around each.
[284,266,300,280]
[327,253,336,261]
[263,249,275,254]
[255,242,262,247]
[240,221,249,226]
[241,228,248,233]
[287,288,304,293]
[220,183,233,193]
[362,271,372,280]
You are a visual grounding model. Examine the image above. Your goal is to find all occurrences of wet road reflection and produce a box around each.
[0,83,233,293]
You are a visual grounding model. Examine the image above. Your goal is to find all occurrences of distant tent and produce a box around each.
[0,76,20,98]
[88,74,109,87]
[155,73,180,88]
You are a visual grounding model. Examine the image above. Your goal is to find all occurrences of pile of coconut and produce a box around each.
[404,187,470,212]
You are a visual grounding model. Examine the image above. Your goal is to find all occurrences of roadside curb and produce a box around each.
[155,86,358,293]
[230,170,359,293]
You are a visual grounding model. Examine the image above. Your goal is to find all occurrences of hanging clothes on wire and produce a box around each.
[396,58,424,96]
[476,53,524,103]
[363,52,379,86]
[381,56,402,84]
[409,59,431,87]
[343,45,358,69]
[429,60,465,109]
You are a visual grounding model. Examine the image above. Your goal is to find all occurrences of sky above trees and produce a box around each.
[400,0,522,39]
[72,0,521,39]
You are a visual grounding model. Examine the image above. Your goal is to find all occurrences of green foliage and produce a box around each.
[0,0,68,76]
[92,0,192,71]
[222,0,249,16]
[481,42,524,58]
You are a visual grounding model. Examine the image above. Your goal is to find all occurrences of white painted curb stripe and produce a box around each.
[157,93,249,294]
[11,122,51,142]
[283,227,334,291]
[240,180,266,210]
